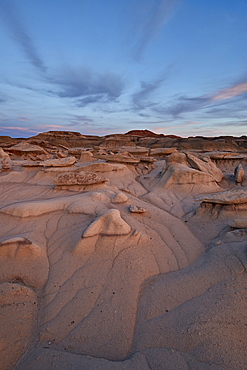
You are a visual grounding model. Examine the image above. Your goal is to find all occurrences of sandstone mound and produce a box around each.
[0,147,10,159]
[186,152,223,182]
[0,237,49,289]
[82,209,132,237]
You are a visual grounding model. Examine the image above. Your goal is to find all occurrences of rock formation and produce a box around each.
[0,131,246,370]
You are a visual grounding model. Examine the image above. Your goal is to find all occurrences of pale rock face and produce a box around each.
[79,151,94,162]
[229,218,247,228]
[0,237,49,290]
[82,162,127,172]
[0,147,10,159]
[186,152,224,182]
[43,156,76,167]
[196,187,247,204]
[95,154,140,164]
[82,209,132,238]
[166,152,187,165]
[150,147,177,156]
[234,163,245,184]
[161,163,216,187]
[6,141,46,154]
[54,170,108,186]
[118,146,150,156]
[1,157,12,170]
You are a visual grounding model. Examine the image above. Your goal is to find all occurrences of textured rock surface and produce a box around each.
[54,170,108,186]
[186,152,224,182]
[196,187,247,204]
[43,156,76,167]
[0,283,37,370]
[0,133,246,369]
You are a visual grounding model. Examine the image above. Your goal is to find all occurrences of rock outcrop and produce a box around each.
[82,209,132,238]
[54,170,108,186]
[234,163,245,184]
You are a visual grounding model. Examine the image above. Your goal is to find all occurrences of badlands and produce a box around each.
[0,130,246,370]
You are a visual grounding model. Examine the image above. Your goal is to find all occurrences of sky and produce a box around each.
[0,0,247,138]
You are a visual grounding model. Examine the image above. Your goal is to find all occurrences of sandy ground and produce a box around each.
[0,145,246,370]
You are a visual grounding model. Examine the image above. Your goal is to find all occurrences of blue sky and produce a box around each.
[0,0,247,138]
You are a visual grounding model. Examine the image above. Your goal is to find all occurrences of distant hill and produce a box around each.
[125,129,180,138]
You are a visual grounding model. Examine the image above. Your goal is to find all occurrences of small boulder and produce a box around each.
[234,163,245,184]
[129,205,147,214]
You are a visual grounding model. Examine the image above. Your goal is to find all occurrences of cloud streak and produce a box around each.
[47,67,125,105]
[132,77,164,109]
[0,1,47,73]
[211,82,247,101]
[132,0,179,60]
[152,79,247,118]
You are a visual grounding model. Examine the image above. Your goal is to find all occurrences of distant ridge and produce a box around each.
[125,129,180,138]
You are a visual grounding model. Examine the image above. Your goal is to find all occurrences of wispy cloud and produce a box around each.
[132,65,175,111]
[0,126,39,133]
[132,77,164,109]
[17,116,30,121]
[48,68,124,100]
[46,67,125,107]
[211,82,247,101]
[0,1,47,73]
[71,115,94,123]
[153,79,247,119]
[131,0,180,60]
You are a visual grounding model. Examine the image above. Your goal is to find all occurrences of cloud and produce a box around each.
[47,67,125,105]
[0,1,47,73]
[211,82,247,102]
[72,115,94,123]
[131,0,179,60]
[17,116,30,121]
[153,79,247,119]
[217,120,247,127]
[154,96,210,118]
[132,78,164,110]
[132,64,175,111]
[0,126,39,133]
